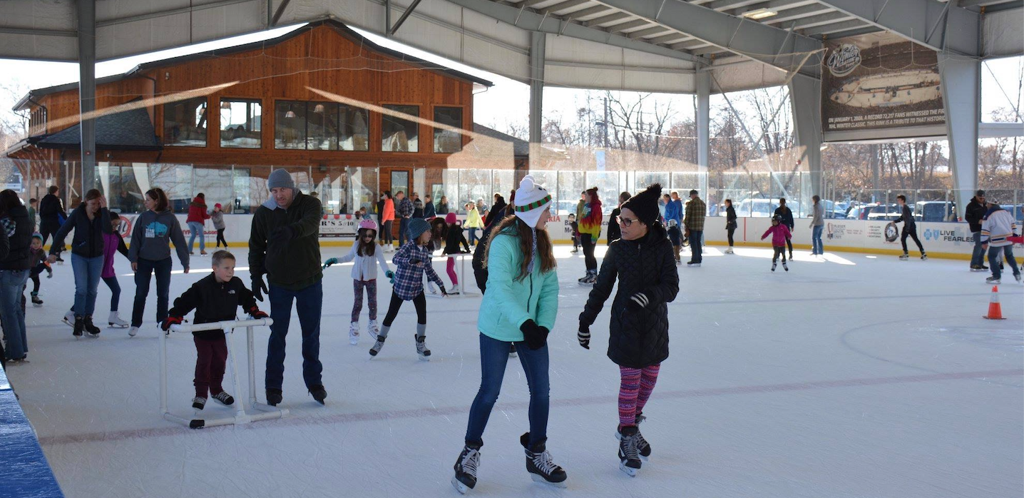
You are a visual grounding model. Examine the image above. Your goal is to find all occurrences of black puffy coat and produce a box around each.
[580,222,679,368]
[0,205,34,271]
[606,207,622,246]
[965,197,987,233]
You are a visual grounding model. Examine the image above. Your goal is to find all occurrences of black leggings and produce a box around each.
[727,226,736,247]
[581,234,597,271]
[901,226,924,254]
[382,220,394,246]
[382,291,426,327]
[772,246,788,263]
[785,227,793,253]
[215,228,227,247]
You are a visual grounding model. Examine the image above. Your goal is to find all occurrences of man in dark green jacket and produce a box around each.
[250,169,327,407]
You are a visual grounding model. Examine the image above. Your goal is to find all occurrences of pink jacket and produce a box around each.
[102,232,129,279]
[761,224,791,247]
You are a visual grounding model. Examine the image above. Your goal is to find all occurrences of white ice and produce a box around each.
[6,245,1023,498]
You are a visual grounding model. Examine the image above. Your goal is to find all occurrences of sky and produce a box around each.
[0,22,1020,140]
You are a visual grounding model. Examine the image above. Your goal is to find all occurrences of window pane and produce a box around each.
[382,105,419,152]
[433,107,463,153]
[220,99,262,148]
[341,105,369,151]
[163,97,207,147]
[307,102,338,150]
[275,101,307,149]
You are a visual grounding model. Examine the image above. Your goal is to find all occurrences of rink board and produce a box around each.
[0,368,64,498]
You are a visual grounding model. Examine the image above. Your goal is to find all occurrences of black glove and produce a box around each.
[252,274,269,302]
[520,319,548,350]
[578,323,590,350]
[627,292,649,313]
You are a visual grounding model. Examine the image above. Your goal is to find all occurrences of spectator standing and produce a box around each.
[437,196,450,215]
[965,190,988,271]
[683,190,706,267]
[423,194,437,219]
[381,191,396,252]
[810,196,824,257]
[724,199,737,254]
[396,191,414,248]
[412,192,425,219]
[249,169,327,406]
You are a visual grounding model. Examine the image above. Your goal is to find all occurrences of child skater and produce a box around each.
[426,218,449,295]
[322,219,392,345]
[666,219,682,265]
[211,203,227,248]
[442,213,470,295]
[370,218,447,360]
[161,250,268,410]
[578,184,678,477]
[568,213,580,253]
[762,214,792,272]
[28,233,52,306]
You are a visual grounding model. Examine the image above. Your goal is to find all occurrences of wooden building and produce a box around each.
[8,20,498,214]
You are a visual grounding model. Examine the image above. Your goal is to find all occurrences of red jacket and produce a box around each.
[186,196,211,223]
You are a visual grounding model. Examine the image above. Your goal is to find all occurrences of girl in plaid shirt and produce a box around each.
[370,218,447,360]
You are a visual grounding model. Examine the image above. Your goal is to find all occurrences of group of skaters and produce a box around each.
[966,190,1021,284]
[4,169,1020,493]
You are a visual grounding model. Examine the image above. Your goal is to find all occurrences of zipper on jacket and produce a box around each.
[527,273,533,313]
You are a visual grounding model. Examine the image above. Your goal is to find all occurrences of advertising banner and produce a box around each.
[822,32,945,139]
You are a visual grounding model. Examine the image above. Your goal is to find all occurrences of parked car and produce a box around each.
[914,201,957,222]
[821,200,846,219]
[848,203,909,221]
[735,198,778,218]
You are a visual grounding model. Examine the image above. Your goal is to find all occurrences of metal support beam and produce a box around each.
[696,71,710,169]
[583,12,632,26]
[446,0,708,64]
[788,74,822,197]
[78,0,97,193]
[270,0,291,27]
[588,0,822,76]
[939,54,981,220]
[389,0,423,35]
[529,31,545,147]
[812,0,980,56]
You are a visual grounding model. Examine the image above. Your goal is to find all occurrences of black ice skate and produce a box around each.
[212,391,234,406]
[192,396,206,410]
[618,426,642,477]
[452,443,482,494]
[783,262,789,272]
[771,263,777,272]
[72,316,84,338]
[520,433,567,487]
[83,316,101,337]
[614,414,651,460]
[309,385,327,405]
[266,388,283,406]
[30,292,43,307]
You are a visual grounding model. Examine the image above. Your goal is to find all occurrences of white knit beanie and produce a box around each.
[513,175,552,228]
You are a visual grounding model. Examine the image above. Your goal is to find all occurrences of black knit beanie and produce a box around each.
[621,183,662,227]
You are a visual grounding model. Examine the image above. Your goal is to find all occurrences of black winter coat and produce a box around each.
[965,198,987,233]
[38,193,66,225]
[50,205,113,258]
[773,206,794,229]
[606,207,622,246]
[168,273,261,340]
[580,222,679,368]
[472,223,498,293]
[726,206,737,228]
[443,224,470,255]
[0,205,35,271]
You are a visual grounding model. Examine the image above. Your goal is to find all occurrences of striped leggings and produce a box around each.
[618,364,661,428]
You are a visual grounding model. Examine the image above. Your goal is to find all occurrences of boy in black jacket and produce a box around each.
[162,251,268,410]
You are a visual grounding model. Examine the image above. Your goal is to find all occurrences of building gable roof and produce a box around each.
[14,19,492,111]
[472,123,529,158]
[30,104,160,151]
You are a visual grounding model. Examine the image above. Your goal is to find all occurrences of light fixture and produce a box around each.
[743,8,777,20]
[313,104,325,114]
[285,110,296,118]
[220,101,231,109]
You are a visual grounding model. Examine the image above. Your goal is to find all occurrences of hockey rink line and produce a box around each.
[36,368,1022,447]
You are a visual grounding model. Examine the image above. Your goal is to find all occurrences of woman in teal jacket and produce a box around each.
[452,176,567,494]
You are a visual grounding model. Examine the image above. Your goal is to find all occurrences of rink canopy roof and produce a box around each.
[0,0,1021,95]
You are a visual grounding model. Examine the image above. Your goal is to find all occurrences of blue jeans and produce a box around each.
[71,254,103,317]
[988,245,1020,280]
[0,269,30,360]
[104,277,120,311]
[971,232,985,267]
[131,257,172,327]
[468,227,478,246]
[187,221,205,253]
[265,281,324,390]
[812,225,824,255]
[465,333,550,447]
[398,218,410,247]
[689,230,703,263]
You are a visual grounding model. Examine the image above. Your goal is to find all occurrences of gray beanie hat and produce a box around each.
[267,169,295,190]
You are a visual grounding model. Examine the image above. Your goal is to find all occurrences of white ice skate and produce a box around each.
[367,320,380,337]
[725,247,734,254]
[416,335,431,361]
[63,310,75,328]
[899,253,909,261]
[108,311,129,328]
[128,326,139,338]
[348,321,360,345]
[448,284,461,296]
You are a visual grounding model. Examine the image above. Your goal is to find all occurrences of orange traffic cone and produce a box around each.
[983,285,1005,320]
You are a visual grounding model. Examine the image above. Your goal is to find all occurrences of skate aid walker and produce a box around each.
[161,318,288,429]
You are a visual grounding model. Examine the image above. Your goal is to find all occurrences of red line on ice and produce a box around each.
[37,368,1022,446]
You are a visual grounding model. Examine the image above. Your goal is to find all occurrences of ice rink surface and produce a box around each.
[5,244,1023,498]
